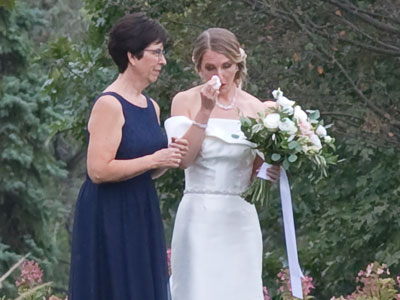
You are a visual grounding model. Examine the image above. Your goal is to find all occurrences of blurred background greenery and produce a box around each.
[1,0,399,298]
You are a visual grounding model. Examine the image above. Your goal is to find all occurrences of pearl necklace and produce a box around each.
[216,90,237,110]
[216,96,236,110]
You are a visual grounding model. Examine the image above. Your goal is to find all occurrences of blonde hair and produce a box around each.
[192,28,247,87]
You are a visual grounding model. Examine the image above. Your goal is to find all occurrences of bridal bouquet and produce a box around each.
[240,88,338,206]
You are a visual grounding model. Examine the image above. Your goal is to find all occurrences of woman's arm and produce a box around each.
[149,98,165,179]
[150,168,167,179]
[171,80,218,169]
[87,96,182,184]
[149,99,189,179]
[151,138,189,179]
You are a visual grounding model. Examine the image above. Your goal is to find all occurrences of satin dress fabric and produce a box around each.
[165,116,264,300]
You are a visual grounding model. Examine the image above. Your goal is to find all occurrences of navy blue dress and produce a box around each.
[69,92,169,300]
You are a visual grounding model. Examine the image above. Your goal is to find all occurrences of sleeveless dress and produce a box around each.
[164,116,264,300]
[69,92,169,300]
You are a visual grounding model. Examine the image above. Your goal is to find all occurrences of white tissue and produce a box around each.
[211,75,221,90]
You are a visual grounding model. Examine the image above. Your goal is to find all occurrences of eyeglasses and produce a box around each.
[143,48,167,59]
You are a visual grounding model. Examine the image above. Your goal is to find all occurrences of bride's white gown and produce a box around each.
[165,116,264,300]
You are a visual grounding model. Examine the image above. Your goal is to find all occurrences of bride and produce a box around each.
[165,28,280,300]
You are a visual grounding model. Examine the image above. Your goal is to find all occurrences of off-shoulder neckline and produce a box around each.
[167,115,241,122]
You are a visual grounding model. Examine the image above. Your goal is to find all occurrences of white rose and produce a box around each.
[316,125,327,137]
[263,113,280,130]
[278,118,298,135]
[293,105,308,123]
[324,135,333,143]
[272,88,283,100]
[282,105,294,115]
[309,134,322,150]
[277,96,295,108]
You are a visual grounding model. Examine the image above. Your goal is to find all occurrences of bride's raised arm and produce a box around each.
[167,78,219,169]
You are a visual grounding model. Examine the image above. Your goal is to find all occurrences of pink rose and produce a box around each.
[298,120,314,137]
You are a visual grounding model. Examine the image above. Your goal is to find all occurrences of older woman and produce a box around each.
[165,28,279,300]
[69,13,187,300]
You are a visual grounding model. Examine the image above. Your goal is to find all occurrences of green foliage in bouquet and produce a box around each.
[240,88,338,205]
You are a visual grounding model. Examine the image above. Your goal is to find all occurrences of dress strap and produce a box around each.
[95,92,154,110]
[96,91,124,103]
[143,93,155,111]
[94,92,159,123]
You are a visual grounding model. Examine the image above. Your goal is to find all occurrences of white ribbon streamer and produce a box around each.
[280,167,304,299]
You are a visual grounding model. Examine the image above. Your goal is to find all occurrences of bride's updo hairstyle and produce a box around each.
[192,28,248,87]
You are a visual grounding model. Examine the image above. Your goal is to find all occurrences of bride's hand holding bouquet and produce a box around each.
[241,88,338,206]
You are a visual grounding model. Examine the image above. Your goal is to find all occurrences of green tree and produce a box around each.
[0,0,85,296]
[16,0,400,298]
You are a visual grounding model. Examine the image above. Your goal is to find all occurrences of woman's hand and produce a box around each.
[266,164,281,182]
[199,76,220,112]
[151,147,183,169]
[150,139,189,178]
[170,137,189,158]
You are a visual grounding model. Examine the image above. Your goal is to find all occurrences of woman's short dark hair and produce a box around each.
[108,13,168,73]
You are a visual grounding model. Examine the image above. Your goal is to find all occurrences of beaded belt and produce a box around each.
[184,189,241,196]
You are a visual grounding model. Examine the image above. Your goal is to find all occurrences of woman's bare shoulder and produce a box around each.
[242,91,262,103]
[171,85,203,117]
[92,94,123,114]
[240,90,264,110]
[264,100,278,109]
[88,94,124,132]
[239,90,277,116]
[172,85,202,102]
